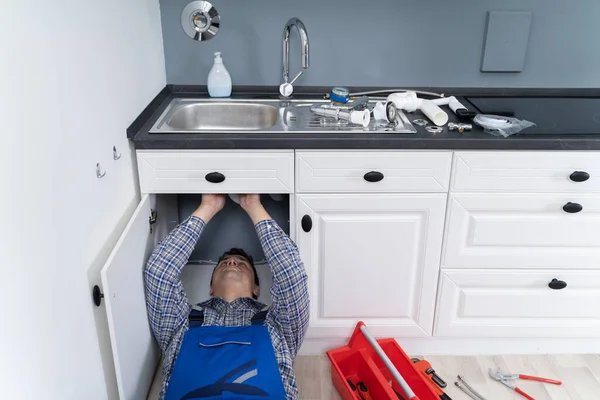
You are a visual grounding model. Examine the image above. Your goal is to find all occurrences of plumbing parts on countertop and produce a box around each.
[316,87,535,135]
[314,88,476,129]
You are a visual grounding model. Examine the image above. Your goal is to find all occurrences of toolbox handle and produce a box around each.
[359,324,419,400]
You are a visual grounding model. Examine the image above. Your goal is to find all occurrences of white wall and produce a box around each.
[0,0,166,398]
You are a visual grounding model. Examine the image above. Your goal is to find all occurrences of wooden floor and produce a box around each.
[295,354,600,400]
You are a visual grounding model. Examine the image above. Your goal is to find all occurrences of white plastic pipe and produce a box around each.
[431,96,468,114]
[387,92,448,126]
[359,324,419,400]
[419,100,448,126]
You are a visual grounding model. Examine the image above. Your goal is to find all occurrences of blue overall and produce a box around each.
[164,311,287,400]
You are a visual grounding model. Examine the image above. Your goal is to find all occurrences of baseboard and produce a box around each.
[299,337,600,355]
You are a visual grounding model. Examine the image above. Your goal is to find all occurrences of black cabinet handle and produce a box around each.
[301,215,312,232]
[364,171,384,183]
[563,202,583,213]
[92,285,104,307]
[205,172,226,183]
[570,171,590,182]
[548,278,567,290]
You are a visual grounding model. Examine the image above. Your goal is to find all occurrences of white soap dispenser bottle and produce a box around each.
[207,52,232,98]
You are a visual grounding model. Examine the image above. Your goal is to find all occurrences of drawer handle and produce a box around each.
[570,171,590,182]
[562,202,583,213]
[548,278,567,290]
[205,172,226,183]
[364,171,384,183]
[301,215,312,233]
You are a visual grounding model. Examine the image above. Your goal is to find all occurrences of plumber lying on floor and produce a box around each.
[144,193,310,400]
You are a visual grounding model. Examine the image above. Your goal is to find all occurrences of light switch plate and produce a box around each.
[481,11,532,72]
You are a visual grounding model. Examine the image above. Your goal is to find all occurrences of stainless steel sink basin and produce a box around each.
[167,102,278,130]
[149,98,417,134]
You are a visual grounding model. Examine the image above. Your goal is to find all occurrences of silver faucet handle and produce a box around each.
[289,71,303,85]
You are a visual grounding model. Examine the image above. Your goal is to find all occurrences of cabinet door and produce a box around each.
[296,194,447,338]
[435,269,600,337]
[443,194,600,269]
[99,194,163,400]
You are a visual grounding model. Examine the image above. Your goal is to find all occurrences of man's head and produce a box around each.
[210,248,260,301]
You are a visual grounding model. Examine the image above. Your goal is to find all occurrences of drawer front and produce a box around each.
[137,150,294,194]
[434,269,600,337]
[443,194,600,268]
[296,151,452,193]
[452,151,600,193]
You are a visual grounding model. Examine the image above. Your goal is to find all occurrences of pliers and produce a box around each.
[488,368,562,400]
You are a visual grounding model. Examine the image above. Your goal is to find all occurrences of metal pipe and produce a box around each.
[359,325,419,399]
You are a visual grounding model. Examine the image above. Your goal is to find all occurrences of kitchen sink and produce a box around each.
[167,102,278,130]
[149,98,417,134]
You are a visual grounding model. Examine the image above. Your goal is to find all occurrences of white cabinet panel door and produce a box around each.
[100,194,161,400]
[296,151,452,193]
[443,194,600,269]
[137,150,294,194]
[435,269,600,337]
[452,151,600,193]
[296,194,447,338]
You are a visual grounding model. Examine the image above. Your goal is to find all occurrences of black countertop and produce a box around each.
[128,85,600,150]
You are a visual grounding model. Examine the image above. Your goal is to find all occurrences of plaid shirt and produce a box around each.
[144,216,310,400]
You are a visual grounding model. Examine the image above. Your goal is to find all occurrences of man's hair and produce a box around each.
[211,248,259,299]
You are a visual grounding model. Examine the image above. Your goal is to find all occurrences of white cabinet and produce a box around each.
[96,148,600,400]
[438,151,600,341]
[434,269,600,337]
[296,193,447,338]
[443,193,600,268]
[452,151,600,193]
[99,194,165,400]
[137,150,294,194]
[296,151,451,193]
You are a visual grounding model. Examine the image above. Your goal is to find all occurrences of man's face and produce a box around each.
[210,255,259,298]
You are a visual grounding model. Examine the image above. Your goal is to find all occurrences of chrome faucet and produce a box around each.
[280,17,309,97]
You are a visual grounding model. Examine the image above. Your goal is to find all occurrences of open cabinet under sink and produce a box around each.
[99,192,292,399]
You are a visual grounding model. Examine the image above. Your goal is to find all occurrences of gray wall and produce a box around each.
[160,0,599,88]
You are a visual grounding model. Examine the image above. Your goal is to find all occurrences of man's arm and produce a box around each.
[144,195,224,352]
[241,195,310,356]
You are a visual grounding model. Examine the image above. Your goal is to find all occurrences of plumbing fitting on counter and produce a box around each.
[431,96,477,119]
[448,122,473,133]
[373,101,397,123]
[310,104,371,127]
[387,91,449,126]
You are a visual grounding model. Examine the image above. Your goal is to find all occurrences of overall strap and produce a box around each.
[189,309,268,328]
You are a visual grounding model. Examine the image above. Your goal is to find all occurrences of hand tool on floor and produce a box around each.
[488,368,562,400]
[411,358,452,400]
[454,376,486,400]
[411,358,447,389]
[359,324,420,400]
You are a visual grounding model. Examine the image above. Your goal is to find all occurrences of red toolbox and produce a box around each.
[327,322,439,400]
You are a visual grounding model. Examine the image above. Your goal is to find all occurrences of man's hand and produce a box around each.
[192,194,226,223]
[240,194,272,225]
